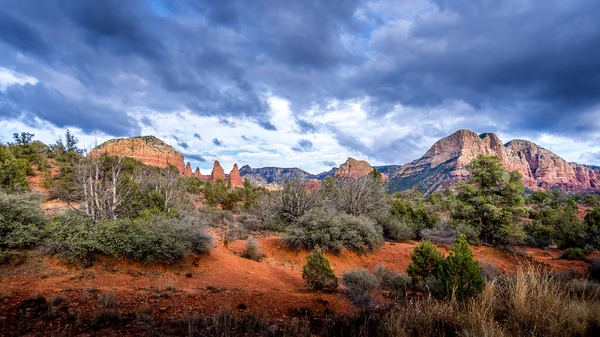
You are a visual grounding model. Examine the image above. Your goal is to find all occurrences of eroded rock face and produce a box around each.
[391,129,600,193]
[184,162,193,176]
[194,168,202,178]
[211,160,226,182]
[334,157,374,178]
[229,163,244,188]
[90,136,185,174]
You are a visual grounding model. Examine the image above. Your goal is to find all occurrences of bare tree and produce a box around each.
[335,175,389,217]
[75,154,133,221]
[156,165,185,213]
[278,178,330,222]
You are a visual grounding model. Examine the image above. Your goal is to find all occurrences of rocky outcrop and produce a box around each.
[194,168,202,178]
[335,157,374,178]
[239,165,315,186]
[389,129,600,193]
[211,161,226,182]
[90,136,185,173]
[229,164,244,188]
[184,162,193,176]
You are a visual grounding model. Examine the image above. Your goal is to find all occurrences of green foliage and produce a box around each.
[560,248,587,261]
[0,192,47,249]
[584,207,600,249]
[44,212,212,264]
[203,180,229,207]
[389,273,412,299]
[284,208,384,254]
[302,248,338,291]
[452,155,527,245]
[0,144,29,192]
[438,235,485,301]
[380,216,416,241]
[389,192,438,238]
[406,240,444,281]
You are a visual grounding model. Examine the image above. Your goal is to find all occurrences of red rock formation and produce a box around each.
[334,157,375,178]
[394,129,600,193]
[211,160,226,182]
[89,136,185,174]
[194,168,202,178]
[229,163,244,188]
[302,179,321,191]
[183,162,193,176]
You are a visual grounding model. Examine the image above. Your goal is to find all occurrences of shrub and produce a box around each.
[406,240,444,281]
[421,219,457,244]
[438,235,485,301]
[373,264,394,289]
[389,273,411,299]
[560,247,587,261]
[284,208,384,254]
[0,145,29,192]
[341,269,379,312]
[588,257,600,282]
[302,248,338,291]
[44,212,213,264]
[381,217,416,241]
[241,238,264,261]
[0,192,47,249]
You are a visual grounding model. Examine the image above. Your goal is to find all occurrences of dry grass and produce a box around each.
[381,264,600,337]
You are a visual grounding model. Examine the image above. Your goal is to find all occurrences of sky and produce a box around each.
[1,0,600,174]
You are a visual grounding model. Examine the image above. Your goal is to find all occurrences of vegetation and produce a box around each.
[283,208,384,253]
[406,240,444,281]
[0,192,47,249]
[560,247,587,261]
[341,269,379,312]
[302,248,338,291]
[453,155,528,245]
[438,235,485,301]
[241,237,264,261]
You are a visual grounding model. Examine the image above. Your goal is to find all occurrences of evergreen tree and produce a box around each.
[453,155,527,245]
[406,240,444,281]
[438,235,485,301]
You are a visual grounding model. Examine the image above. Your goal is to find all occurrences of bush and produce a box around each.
[302,248,338,291]
[0,145,29,192]
[241,238,264,261]
[44,212,212,264]
[438,235,485,301]
[588,257,600,282]
[0,192,47,249]
[406,240,444,281]
[341,269,379,312]
[373,265,394,289]
[284,208,384,254]
[381,217,416,242]
[389,273,411,299]
[560,247,587,261]
[421,219,457,244]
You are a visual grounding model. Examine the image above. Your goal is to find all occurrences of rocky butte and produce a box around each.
[210,160,226,182]
[90,136,185,174]
[389,129,600,193]
[335,157,388,181]
[229,164,244,188]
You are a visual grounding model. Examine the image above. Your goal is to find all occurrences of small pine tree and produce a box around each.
[302,248,338,291]
[406,240,444,281]
[438,235,485,301]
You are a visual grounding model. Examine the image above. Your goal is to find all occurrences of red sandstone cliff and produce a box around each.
[184,162,193,176]
[211,161,226,182]
[90,136,185,174]
[334,157,388,181]
[392,129,600,193]
[229,164,244,188]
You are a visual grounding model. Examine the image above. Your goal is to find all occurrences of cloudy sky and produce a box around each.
[1,0,600,173]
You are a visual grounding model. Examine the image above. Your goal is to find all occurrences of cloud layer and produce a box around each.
[1,0,599,171]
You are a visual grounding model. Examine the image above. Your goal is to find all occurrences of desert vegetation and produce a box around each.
[1,132,600,336]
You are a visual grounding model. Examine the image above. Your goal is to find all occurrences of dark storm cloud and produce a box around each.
[1,0,600,161]
[184,153,206,162]
[213,138,223,146]
[292,139,314,152]
[0,83,137,136]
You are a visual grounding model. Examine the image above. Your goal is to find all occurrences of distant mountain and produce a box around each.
[389,129,600,193]
[239,165,316,186]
